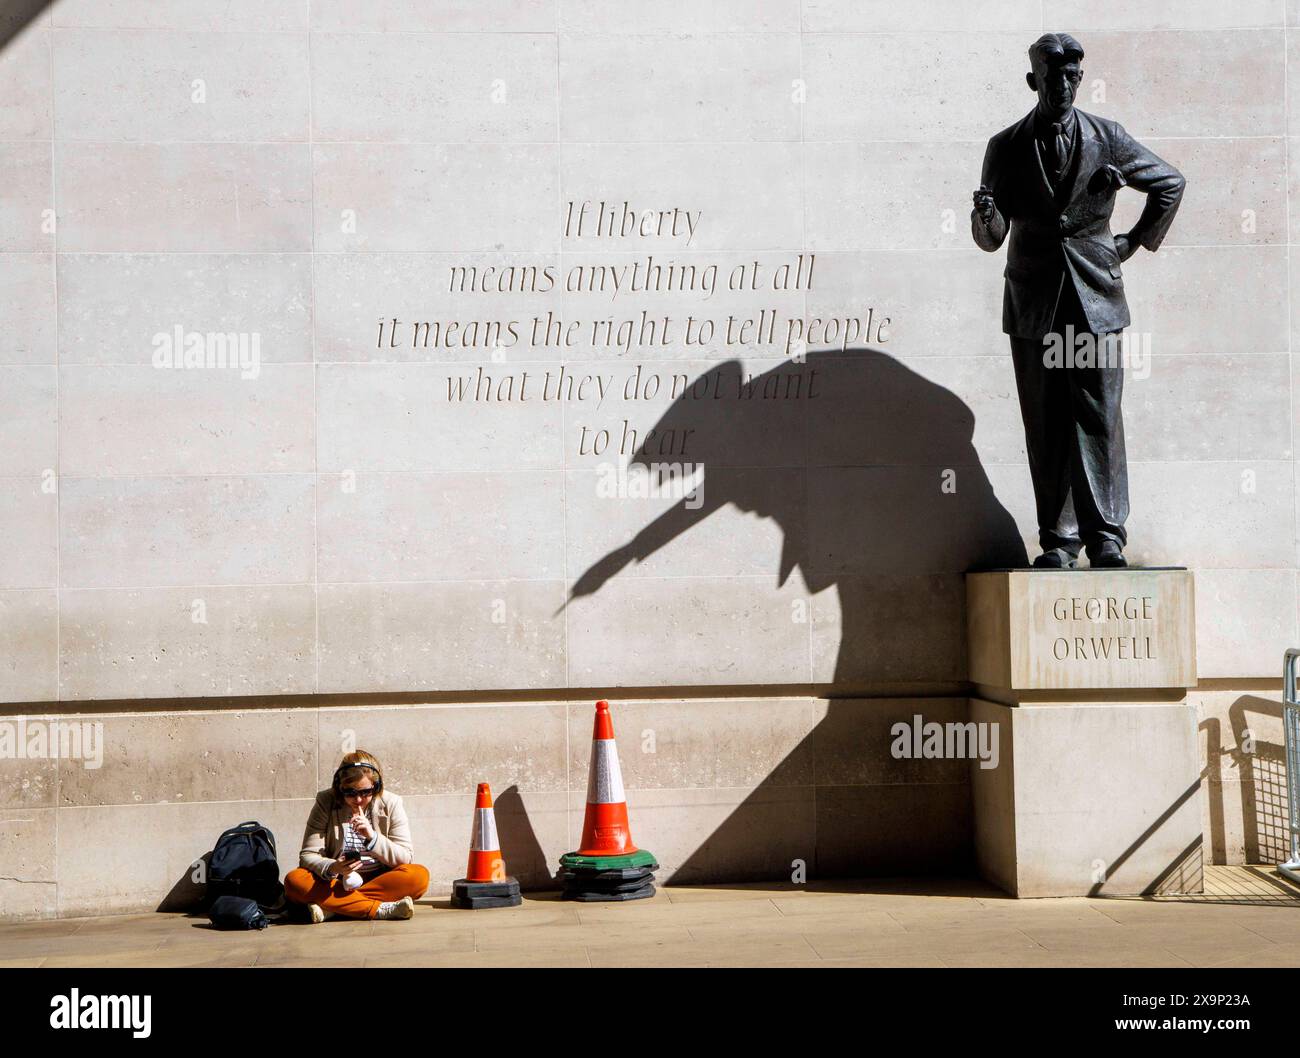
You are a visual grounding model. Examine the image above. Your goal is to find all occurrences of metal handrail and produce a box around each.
[1279,649,1300,885]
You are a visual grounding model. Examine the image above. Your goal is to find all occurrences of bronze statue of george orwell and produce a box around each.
[972,33,1185,569]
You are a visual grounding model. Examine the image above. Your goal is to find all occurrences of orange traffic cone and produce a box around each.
[451,783,521,909]
[465,782,505,882]
[577,700,640,856]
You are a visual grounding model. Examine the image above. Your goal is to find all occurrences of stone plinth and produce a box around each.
[966,569,1203,898]
[967,568,1197,700]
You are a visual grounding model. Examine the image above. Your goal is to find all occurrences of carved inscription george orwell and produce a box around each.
[967,571,1194,692]
[1049,593,1156,662]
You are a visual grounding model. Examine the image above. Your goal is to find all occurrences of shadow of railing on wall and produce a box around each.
[1200,695,1292,867]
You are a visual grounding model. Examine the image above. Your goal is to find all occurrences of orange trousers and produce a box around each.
[284,863,430,920]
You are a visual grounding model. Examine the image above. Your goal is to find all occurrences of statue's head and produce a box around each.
[1026,33,1084,119]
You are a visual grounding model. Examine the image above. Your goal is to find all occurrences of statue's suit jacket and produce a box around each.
[973,107,1185,340]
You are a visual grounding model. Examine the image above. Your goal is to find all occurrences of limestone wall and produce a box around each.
[0,0,1294,916]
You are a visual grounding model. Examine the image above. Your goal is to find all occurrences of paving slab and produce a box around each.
[2,868,1297,968]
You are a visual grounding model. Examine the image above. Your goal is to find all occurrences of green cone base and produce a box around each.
[559,849,658,871]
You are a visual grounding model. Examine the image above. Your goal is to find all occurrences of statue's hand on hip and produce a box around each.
[1113,233,1138,262]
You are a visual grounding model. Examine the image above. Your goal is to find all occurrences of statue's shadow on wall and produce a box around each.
[565,348,1028,883]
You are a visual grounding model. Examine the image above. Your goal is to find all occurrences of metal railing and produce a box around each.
[1279,649,1300,885]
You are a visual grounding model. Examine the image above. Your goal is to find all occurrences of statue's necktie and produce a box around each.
[1052,122,1069,180]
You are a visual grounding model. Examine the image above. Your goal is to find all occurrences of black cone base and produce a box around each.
[559,871,654,894]
[561,883,656,902]
[559,865,656,885]
[555,848,658,902]
[557,865,656,901]
[451,876,522,909]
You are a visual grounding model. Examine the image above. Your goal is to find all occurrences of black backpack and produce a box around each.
[208,894,270,931]
[207,820,284,911]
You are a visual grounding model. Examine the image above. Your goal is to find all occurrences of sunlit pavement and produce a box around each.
[4,866,1299,968]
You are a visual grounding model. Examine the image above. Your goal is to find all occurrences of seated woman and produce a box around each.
[284,750,430,922]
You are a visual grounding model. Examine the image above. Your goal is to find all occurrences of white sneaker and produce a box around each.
[307,903,326,924]
[376,895,414,921]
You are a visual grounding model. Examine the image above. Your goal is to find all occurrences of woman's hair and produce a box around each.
[331,750,384,806]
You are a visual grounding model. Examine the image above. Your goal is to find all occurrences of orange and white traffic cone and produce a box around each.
[452,783,521,909]
[577,700,639,857]
[465,782,506,882]
[559,700,658,901]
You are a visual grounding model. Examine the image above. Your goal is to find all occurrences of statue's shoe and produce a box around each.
[1087,541,1128,568]
[1032,548,1077,569]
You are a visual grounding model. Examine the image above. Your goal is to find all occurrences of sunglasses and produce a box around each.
[341,786,376,798]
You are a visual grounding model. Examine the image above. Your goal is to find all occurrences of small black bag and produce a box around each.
[207,820,284,911]
[208,894,270,931]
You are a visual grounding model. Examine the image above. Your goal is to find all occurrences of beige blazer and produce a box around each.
[298,788,414,880]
